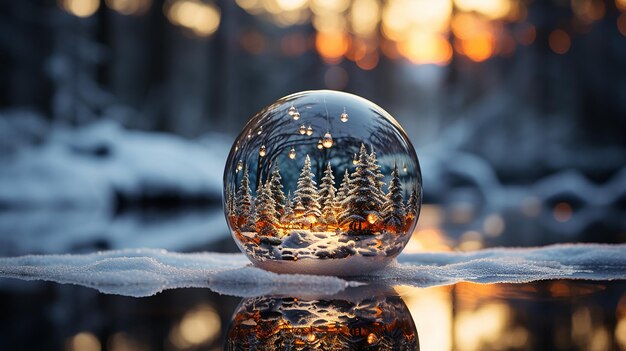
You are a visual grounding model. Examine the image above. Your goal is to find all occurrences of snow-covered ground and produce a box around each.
[0,243,623,297]
[242,230,406,261]
[0,117,229,210]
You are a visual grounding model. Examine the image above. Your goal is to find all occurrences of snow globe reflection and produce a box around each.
[225,288,419,350]
[224,90,422,276]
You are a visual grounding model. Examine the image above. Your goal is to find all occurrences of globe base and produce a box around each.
[253,255,394,277]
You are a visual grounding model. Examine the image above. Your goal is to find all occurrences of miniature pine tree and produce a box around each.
[335,169,351,217]
[293,154,321,219]
[383,162,405,232]
[319,162,338,225]
[281,191,295,227]
[227,185,236,217]
[235,165,253,219]
[406,187,420,219]
[269,162,286,216]
[340,144,383,231]
[255,180,279,236]
[368,147,387,210]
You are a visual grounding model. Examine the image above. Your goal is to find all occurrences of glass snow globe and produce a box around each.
[224,90,421,276]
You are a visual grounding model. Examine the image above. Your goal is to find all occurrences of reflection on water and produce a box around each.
[226,287,418,350]
[0,279,624,350]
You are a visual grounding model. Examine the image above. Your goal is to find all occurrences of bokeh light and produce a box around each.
[59,0,100,17]
[165,0,221,37]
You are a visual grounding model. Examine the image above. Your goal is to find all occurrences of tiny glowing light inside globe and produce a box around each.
[367,213,378,224]
[367,333,378,344]
[340,109,349,122]
[307,333,316,342]
[223,90,422,276]
[292,111,300,120]
[322,132,333,148]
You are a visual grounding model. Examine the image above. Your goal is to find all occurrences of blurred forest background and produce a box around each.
[1,0,625,255]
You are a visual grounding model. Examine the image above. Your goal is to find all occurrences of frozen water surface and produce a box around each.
[0,244,623,297]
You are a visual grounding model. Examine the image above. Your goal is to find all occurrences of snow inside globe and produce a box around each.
[224,90,422,276]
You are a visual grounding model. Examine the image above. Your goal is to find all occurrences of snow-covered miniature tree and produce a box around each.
[281,191,296,228]
[293,155,321,219]
[383,162,405,232]
[319,162,338,225]
[406,187,420,220]
[368,147,387,212]
[225,185,235,217]
[255,181,279,236]
[335,169,350,215]
[269,162,286,216]
[340,144,384,232]
[235,165,254,230]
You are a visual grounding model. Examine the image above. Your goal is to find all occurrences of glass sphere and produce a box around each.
[223,90,422,276]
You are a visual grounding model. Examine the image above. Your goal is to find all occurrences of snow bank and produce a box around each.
[379,243,626,286]
[0,248,352,297]
[0,244,623,297]
[0,119,229,209]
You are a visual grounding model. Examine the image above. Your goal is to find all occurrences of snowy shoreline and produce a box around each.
[0,243,624,297]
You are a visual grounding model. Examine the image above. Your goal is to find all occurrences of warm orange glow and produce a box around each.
[166,0,221,37]
[454,0,511,19]
[356,52,379,70]
[553,202,573,222]
[399,285,453,351]
[306,333,316,342]
[454,303,512,351]
[398,31,452,65]
[618,0,626,11]
[382,0,452,41]
[66,332,101,351]
[618,13,626,36]
[460,33,495,62]
[367,213,377,224]
[59,0,100,17]
[367,333,378,344]
[315,32,349,62]
[549,29,571,54]
[346,39,369,61]
[105,0,151,15]
[617,315,626,349]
